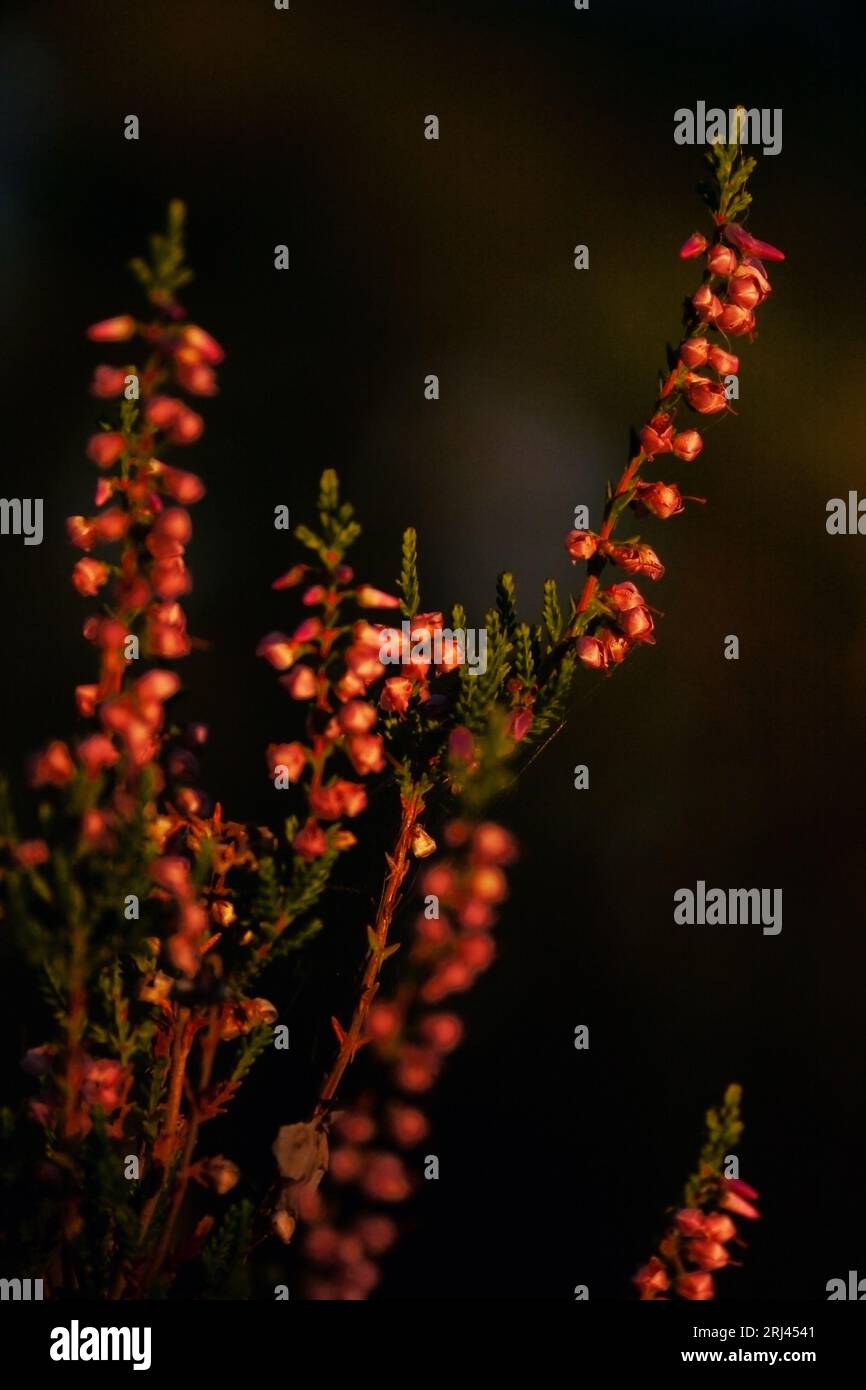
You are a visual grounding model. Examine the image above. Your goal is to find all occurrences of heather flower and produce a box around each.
[715,302,755,335]
[679,337,709,368]
[72,557,111,596]
[86,432,126,469]
[31,741,75,787]
[692,285,722,322]
[87,314,136,341]
[675,1272,714,1300]
[707,346,739,375]
[672,430,702,462]
[706,244,738,276]
[565,529,598,561]
[723,222,785,262]
[634,1257,670,1298]
[679,232,708,258]
[639,416,675,458]
[685,376,727,414]
[634,481,685,519]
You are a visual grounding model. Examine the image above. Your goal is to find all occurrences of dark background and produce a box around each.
[1,0,863,1299]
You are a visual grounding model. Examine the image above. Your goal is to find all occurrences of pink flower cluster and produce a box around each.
[297,807,517,1298]
[634,1177,760,1300]
[565,218,783,675]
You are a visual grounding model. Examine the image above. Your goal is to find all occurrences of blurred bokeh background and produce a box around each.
[1,0,863,1299]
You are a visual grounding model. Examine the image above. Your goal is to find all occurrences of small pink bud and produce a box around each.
[707,346,739,375]
[293,818,327,861]
[338,700,377,734]
[685,376,727,414]
[618,605,655,644]
[181,324,225,364]
[679,337,708,369]
[77,734,120,779]
[692,285,722,322]
[31,741,75,787]
[703,1212,737,1243]
[72,557,110,596]
[155,463,206,504]
[687,1238,732,1272]
[266,742,306,782]
[356,585,401,609]
[679,232,708,259]
[87,315,136,342]
[675,1271,714,1300]
[723,223,785,262]
[565,530,598,561]
[86,432,125,469]
[715,303,755,336]
[380,676,414,715]
[505,707,533,741]
[603,542,665,581]
[634,1256,670,1298]
[672,429,703,462]
[256,632,298,671]
[346,732,386,776]
[605,581,644,612]
[576,635,606,670]
[635,480,684,520]
[674,1208,706,1237]
[90,366,128,398]
[707,244,738,276]
[639,415,675,458]
[280,664,317,700]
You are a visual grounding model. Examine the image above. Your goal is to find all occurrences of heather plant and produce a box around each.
[0,114,782,1299]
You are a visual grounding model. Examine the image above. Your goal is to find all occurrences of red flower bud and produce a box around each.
[675,1271,714,1300]
[707,244,738,276]
[679,337,709,369]
[634,1256,670,1298]
[703,1212,737,1243]
[280,664,318,700]
[639,415,675,458]
[672,429,703,462]
[692,285,722,322]
[346,732,386,776]
[565,530,598,561]
[72,557,110,596]
[618,605,655,644]
[605,581,644,612]
[723,223,785,262]
[715,303,755,336]
[356,585,401,609]
[679,232,708,259]
[687,1238,732,1272]
[181,324,225,363]
[505,707,533,740]
[685,376,727,415]
[87,315,136,342]
[155,462,206,504]
[603,543,665,580]
[635,480,684,520]
[293,818,327,861]
[86,432,125,469]
[707,346,739,375]
[31,740,75,787]
[576,635,606,670]
[675,1208,706,1237]
[90,366,128,398]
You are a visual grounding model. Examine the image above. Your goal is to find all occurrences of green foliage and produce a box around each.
[683,1083,744,1205]
[129,199,194,302]
[542,578,564,647]
[201,1199,254,1299]
[398,527,420,618]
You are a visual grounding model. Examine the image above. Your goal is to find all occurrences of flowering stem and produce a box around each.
[313,787,424,1121]
[142,1006,221,1291]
